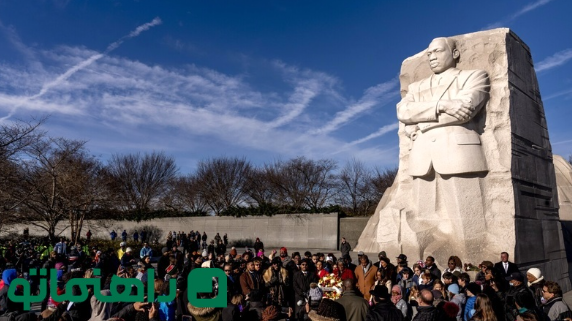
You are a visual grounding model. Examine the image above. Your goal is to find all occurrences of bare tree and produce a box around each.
[195,157,252,215]
[16,138,93,242]
[163,174,208,214]
[58,151,106,244]
[336,158,376,216]
[0,119,44,231]
[370,167,398,207]
[106,151,178,219]
[266,157,337,211]
[243,167,276,207]
[568,154,572,166]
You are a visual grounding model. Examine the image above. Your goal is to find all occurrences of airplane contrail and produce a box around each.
[1,17,162,122]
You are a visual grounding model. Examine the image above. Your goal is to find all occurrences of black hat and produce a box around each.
[400,267,413,276]
[162,247,169,254]
[505,272,524,282]
[466,282,482,295]
[397,254,407,261]
[378,251,386,257]
[369,285,390,300]
[271,257,282,266]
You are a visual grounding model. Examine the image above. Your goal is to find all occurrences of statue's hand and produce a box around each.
[438,99,473,120]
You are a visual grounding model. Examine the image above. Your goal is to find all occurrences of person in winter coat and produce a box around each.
[526,268,545,308]
[542,281,572,321]
[253,238,264,254]
[398,267,415,298]
[392,285,412,321]
[355,255,378,301]
[413,289,441,321]
[0,269,23,313]
[448,284,466,321]
[340,238,352,258]
[469,293,497,321]
[338,278,368,321]
[158,281,176,321]
[366,284,404,321]
[263,257,290,307]
[334,261,355,281]
[464,283,481,321]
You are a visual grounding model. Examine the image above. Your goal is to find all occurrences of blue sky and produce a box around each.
[0,0,571,173]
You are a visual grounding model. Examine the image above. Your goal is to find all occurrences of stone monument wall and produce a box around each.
[3,213,340,250]
[356,29,570,290]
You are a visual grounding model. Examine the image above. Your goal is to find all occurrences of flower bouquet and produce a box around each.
[318,273,342,300]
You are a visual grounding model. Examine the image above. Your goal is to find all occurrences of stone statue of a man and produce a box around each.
[396,37,490,259]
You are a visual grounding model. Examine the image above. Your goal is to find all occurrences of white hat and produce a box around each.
[126,247,133,253]
[527,268,542,279]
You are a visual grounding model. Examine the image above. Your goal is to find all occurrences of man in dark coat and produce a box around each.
[413,289,441,321]
[494,252,519,288]
[366,284,404,321]
[504,272,535,321]
[338,278,369,321]
[424,256,441,281]
[157,247,171,280]
[293,259,318,321]
[340,237,352,258]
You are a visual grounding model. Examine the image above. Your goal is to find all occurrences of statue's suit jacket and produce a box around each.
[397,68,490,177]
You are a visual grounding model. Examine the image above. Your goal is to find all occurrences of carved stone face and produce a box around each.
[426,38,458,74]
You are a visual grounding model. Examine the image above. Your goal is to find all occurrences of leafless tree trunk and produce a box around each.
[195,157,252,215]
[243,167,276,207]
[0,119,45,232]
[17,137,92,242]
[105,151,178,220]
[265,157,337,211]
[369,167,398,212]
[336,158,376,216]
[163,175,208,213]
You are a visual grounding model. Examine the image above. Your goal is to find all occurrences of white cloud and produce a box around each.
[483,0,554,30]
[535,48,572,72]
[347,122,400,146]
[311,79,399,135]
[0,17,162,122]
[511,0,553,19]
[0,31,400,170]
[544,88,572,101]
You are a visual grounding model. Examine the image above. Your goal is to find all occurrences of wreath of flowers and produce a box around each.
[318,273,343,300]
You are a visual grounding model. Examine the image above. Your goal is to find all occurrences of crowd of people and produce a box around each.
[0,234,570,321]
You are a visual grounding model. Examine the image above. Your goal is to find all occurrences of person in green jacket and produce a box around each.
[338,278,369,321]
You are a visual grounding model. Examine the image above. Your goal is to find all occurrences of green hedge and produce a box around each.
[219,204,344,217]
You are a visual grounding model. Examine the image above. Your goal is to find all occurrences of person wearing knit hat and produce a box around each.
[464,282,481,321]
[447,283,466,321]
[526,267,545,307]
[308,299,346,321]
[440,301,460,321]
